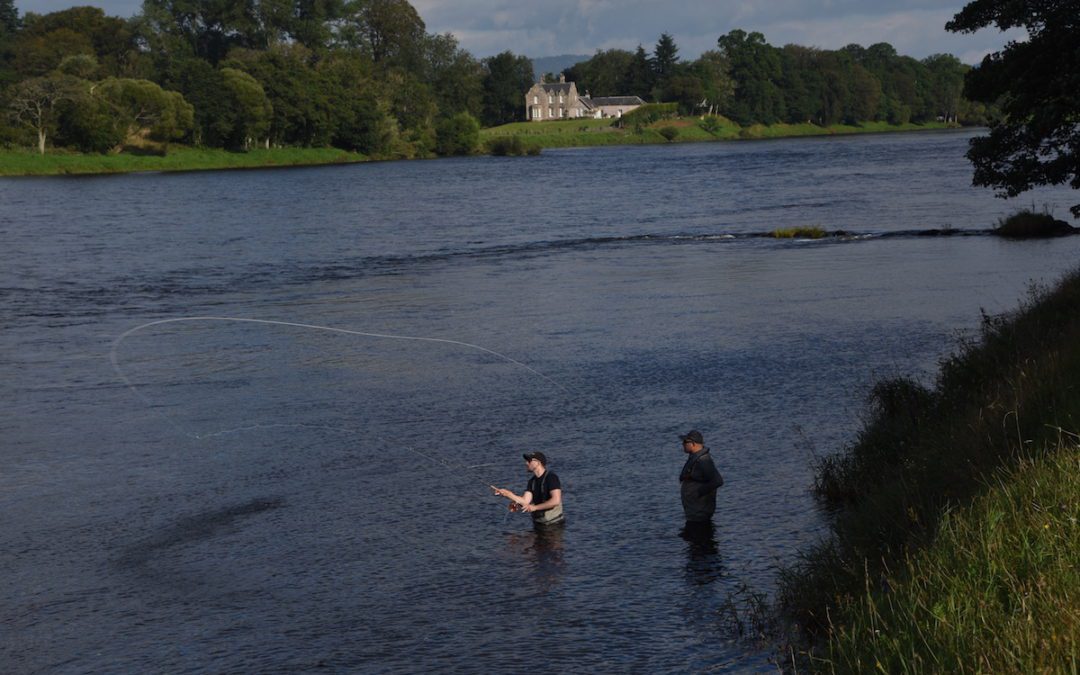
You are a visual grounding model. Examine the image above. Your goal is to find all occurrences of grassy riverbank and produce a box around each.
[0,146,366,177]
[0,118,959,177]
[780,269,1080,672]
[480,116,956,149]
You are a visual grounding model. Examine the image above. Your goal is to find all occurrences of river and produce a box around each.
[3,130,1079,673]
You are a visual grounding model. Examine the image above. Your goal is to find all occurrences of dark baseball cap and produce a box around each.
[679,430,704,444]
[523,451,548,466]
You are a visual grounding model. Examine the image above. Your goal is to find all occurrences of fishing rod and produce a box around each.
[110,315,568,494]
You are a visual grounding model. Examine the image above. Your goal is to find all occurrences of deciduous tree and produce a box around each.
[480,50,533,127]
[717,29,785,125]
[95,77,194,143]
[337,0,425,67]
[947,0,1080,216]
[8,74,85,153]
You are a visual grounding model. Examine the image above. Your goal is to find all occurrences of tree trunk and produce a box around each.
[37,128,46,155]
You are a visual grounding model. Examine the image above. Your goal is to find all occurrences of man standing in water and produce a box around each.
[679,430,724,527]
[492,451,564,527]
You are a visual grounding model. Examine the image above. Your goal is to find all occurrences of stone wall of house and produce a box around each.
[525,77,587,121]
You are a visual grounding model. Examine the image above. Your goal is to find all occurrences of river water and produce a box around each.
[3,130,1079,673]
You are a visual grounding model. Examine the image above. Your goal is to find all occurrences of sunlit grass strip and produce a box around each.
[821,444,1079,674]
[0,147,367,176]
[481,119,956,149]
[769,226,828,239]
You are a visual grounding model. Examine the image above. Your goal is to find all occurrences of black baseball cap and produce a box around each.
[679,430,704,444]
[523,451,548,466]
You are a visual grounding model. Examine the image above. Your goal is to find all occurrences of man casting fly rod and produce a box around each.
[491,451,565,527]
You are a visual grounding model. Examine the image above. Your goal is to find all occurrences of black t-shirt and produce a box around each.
[526,470,561,505]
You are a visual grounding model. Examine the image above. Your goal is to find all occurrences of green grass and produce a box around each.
[779,268,1080,670]
[1,118,960,176]
[481,117,956,150]
[0,146,367,176]
[820,445,1079,674]
[769,226,828,239]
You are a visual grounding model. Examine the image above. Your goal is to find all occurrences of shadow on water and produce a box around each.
[114,496,285,568]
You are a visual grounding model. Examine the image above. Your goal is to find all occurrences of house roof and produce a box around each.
[538,83,574,95]
[588,96,646,106]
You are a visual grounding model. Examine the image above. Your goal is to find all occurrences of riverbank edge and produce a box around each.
[479,117,960,149]
[0,146,368,177]
[0,119,961,177]
[778,267,1080,672]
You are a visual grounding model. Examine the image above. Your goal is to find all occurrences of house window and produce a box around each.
[533,95,538,104]
[559,95,564,104]
[549,106,555,118]
[548,95,553,104]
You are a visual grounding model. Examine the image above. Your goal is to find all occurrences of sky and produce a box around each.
[14,0,1023,65]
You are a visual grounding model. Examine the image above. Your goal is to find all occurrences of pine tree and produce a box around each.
[0,0,20,36]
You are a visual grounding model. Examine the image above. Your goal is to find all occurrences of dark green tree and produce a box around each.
[219,66,273,148]
[922,53,966,123]
[664,73,704,115]
[0,0,18,35]
[717,29,785,125]
[690,50,733,115]
[138,0,262,64]
[562,48,633,97]
[434,110,478,155]
[319,54,391,153]
[13,27,94,77]
[480,50,533,126]
[223,45,331,146]
[624,45,655,100]
[0,1,16,91]
[337,0,425,68]
[947,0,1080,216]
[652,32,679,84]
[421,32,483,119]
[56,90,127,152]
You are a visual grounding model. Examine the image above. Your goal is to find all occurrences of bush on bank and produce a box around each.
[993,208,1077,238]
[779,268,1080,669]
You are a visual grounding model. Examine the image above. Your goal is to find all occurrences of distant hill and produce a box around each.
[531,54,591,81]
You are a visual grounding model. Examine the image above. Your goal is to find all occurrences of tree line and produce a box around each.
[0,0,991,157]
[564,30,992,127]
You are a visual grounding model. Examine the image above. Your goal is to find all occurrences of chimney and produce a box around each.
[559,73,566,83]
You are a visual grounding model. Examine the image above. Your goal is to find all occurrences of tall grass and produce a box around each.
[821,445,1079,673]
[779,269,1080,667]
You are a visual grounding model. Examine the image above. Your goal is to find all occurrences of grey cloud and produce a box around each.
[15,0,1017,63]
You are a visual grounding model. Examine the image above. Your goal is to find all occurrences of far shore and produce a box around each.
[0,119,966,178]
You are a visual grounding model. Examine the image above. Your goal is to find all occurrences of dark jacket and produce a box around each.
[679,448,723,522]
